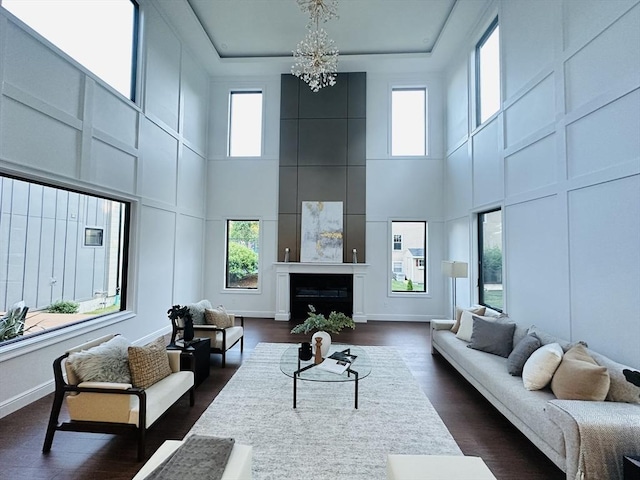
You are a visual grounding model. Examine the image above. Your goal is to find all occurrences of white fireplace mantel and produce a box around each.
[274,262,368,322]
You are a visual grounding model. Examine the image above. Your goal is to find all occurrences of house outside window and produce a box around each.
[228,91,263,157]
[391,221,427,293]
[2,0,139,101]
[0,175,129,345]
[478,208,503,310]
[226,220,260,289]
[391,87,427,156]
[476,18,500,125]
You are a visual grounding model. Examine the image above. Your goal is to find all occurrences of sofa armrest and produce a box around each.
[167,349,182,372]
[430,320,455,355]
[432,319,455,330]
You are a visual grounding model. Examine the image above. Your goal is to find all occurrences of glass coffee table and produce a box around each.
[280,344,371,409]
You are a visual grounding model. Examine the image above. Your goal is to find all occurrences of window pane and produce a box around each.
[391,221,427,292]
[391,88,427,156]
[229,92,263,157]
[479,209,503,310]
[226,220,259,289]
[2,0,138,100]
[477,22,501,124]
[0,176,128,345]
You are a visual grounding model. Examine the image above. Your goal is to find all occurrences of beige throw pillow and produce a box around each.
[522,343,563,391]
[128,337,172,389]
[551,344,610,401]
[204,306,234,329]
[452,306,486,333]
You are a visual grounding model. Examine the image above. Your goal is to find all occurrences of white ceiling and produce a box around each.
[187,0,456,58]
[153,0,492,75]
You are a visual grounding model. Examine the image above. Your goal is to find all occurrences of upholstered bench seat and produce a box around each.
[386,455,496,480]
[132,439,252,480]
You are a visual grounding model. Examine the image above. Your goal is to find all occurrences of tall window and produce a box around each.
[2,0,139,101]
[0,175,129,345]
[228,91,263,157]
[476,18,500,125]
[391,221,427,293]
[226,220,260,289]
[478,209,503,310]
[391,88,427,156]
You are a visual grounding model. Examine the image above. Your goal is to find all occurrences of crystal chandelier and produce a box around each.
[292,0,339,92]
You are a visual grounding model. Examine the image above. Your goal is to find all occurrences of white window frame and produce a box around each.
[390,86,428,157]
[228,90,264,158]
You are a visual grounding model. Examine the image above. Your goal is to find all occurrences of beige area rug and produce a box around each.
[188,342,462,480]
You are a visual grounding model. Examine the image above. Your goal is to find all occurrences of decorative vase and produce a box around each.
[311,331,331,358]
[183,316,194,342]
[299,342,312,361]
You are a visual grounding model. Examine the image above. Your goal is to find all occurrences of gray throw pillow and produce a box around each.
[507,333,542,376]
[467,316,516,358]
[67,335,131,383]
[188,299,213,325]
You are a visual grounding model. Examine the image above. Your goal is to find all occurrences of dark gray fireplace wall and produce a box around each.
[278,73,366,262]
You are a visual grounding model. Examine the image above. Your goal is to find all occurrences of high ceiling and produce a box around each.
[187,0,456,58]
[154,0,492,75]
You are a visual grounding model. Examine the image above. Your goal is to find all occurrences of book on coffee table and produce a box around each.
[318,350,357,374]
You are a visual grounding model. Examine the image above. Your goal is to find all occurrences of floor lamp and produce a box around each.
[442,261,468,319]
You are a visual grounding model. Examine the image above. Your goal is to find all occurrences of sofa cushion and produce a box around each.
[128,337,172,389]
[551,344,610,401]
[522,343,563,391]
[507,333,542,376]
[188,300,213,325]
[67,335,131,384]
[588,349,640,403]
[205,306,234,329]
[452,306,486,333]
[467,316,516,358]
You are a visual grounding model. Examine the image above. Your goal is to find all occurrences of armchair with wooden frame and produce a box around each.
[169,300,244,368]
[42,334,195,461]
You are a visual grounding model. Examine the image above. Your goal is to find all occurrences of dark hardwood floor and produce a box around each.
[0,319,564,480]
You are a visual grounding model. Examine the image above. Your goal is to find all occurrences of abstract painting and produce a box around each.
[300,201,343,262]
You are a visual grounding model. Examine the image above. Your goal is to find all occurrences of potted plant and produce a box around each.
[290,305,355,358]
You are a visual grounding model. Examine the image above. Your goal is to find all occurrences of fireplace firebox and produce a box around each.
[289,273,353,320]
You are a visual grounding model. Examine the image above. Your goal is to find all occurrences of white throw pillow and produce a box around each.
[522,342,564,391]
[456,310,498,342]
[455,310,475,342]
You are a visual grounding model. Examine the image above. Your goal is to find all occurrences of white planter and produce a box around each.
[311,331,332,358]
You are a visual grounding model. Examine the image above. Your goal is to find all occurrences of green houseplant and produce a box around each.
[290,305,355,335]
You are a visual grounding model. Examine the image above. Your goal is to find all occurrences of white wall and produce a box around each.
[443,0,640,367]
[0,0,211,416]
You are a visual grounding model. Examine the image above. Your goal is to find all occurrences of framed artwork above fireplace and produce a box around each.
[300,201,343,263]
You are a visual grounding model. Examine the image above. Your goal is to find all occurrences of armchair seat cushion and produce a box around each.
[194,325,244,351]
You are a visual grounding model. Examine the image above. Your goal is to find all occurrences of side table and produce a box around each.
[171,338,211,387]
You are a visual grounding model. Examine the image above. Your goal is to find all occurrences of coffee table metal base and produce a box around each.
[293,364,360,409]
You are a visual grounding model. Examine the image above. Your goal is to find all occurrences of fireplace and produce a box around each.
[274,262,368,322]
[290,273,353,320]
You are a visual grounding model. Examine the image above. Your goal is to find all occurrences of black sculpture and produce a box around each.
[623,369,640,388]
[167,304,194,345]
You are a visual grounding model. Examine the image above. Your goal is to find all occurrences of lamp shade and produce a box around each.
[442,260,468,278]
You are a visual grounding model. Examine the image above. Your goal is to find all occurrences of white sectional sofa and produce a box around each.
[431,317,640,480]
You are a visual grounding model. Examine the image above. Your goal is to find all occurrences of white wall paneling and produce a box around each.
[472,119,503,207]
[444,0,640,367]
[505,134,557,197]
[0,0,211,416]
[566,89,640,179]
[564,3,640,113]
[568,176,640,366]
[505,195,570,338]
